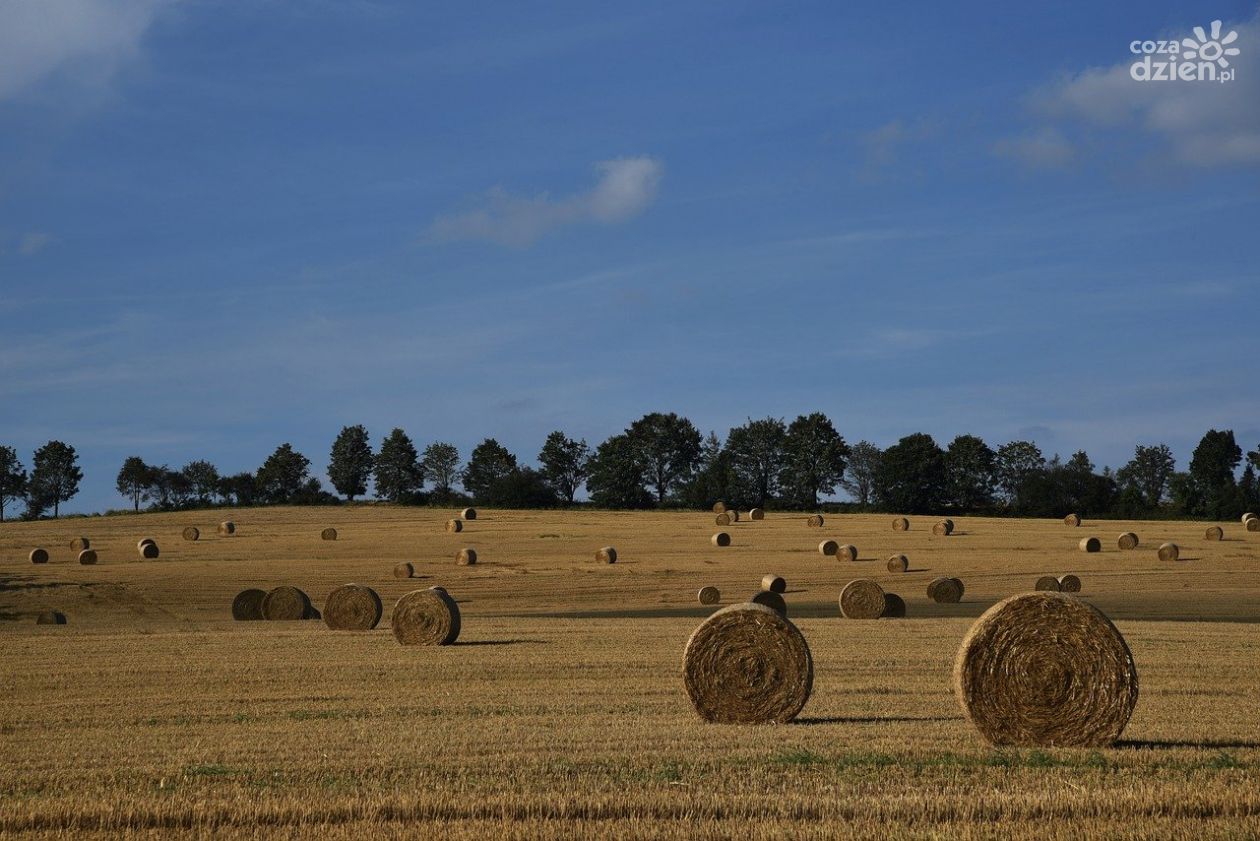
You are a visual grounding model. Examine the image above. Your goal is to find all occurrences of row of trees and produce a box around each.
[4,419,1259,520]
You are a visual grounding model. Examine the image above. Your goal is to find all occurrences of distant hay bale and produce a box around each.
[837,544,858,562]
[182,527,200,542]
[932,521,950,536]
[715,512,731,526]
[886,553,909,573]
[682,603,812,724]
[218,521,236,536]
[1064,513,1082,527]
[1058,574,1082,593]
[1035,575,1062,592]
[711,532,731,547]
[728,509,741,523]
[952,591,1138,747]
[952,577,965,598]
[323,584,383,631]
[392,588,461,646]
[231,589,267,621]
[36,610,68,625]
[818,539,839,556]
[139,542,159,560]
[596,546,618,564]
[1117,532,1139,550]
[1157,542,1180,562]
[749,590,787,617]
[456,548,478,565]
[1247,518,1260,533]
[261,586,311,621]
[749,508,765,521]
[393,562,414,579]
[943,518,955,531]
[78,549,97,565]
[839,578,886,619]
[446,519,464,533]
[137,538,156,551]
[928,576,963,603]
[1205,526,1224,541]
[321,527,338,541]
[1079,537,1101,553]
[461,508,477,521]
[807,515,824,528]
[882,593,907,618]
[892,517,909,531]
[29,548,49,564]
[760,574,786,594]
[70,537,90,551]
[698,586,721,605]
[712,502,727,514]
[1243,513,1256,525]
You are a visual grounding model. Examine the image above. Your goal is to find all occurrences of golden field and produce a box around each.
[3,506,1260,839]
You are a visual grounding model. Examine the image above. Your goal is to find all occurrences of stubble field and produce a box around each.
[3,506,1260,839]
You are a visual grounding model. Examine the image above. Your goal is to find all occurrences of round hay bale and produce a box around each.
[231,589,267,620]
[393,562,414,579]
[456,548,478,565]
[70,537,90,551]
[218,521,236,536]
[818,539,839,556]
[139,542,159,560]
[261,586,311,621]
[1035,575,1062,592]
[429,585,447,594]
[952,591,1138,747]
[760,574,786,594]
[932,520,952,536]
[715,512,731,526]
[882,593,907,618]
[182,526,200,542]
[1058,574,1082,593]
[29,548,49,564]
[1064,513,1082,527]
[891,517,909,531]
[1247,518,1260,533]
[749,590,787,617]
[323,584,383,631]
[886,553,909,573]
[728,509,740,523]
[446,519,463,533]
[839,578,886,619]
[77,549,97,565]
[137,538,156,551]
[1205,525,1224,541]
[681,602,812,724]
[1117,532,1139,550]
[392,588,461,645]
[928,576,962,603]
[806,514,824,528]
[1157,542,1180,562]
[712,502,727,514]
[1242,513,1256,525]
[36,610,68,625]
[952,577,965,598]
[1079,537,1101,553]
[837,544,858,562]
[711,532,731,547]
[321,527,338,541]
[461,508,477,521]
[596,546,618,564]
[698,586,721,605]
[749,508,765,521]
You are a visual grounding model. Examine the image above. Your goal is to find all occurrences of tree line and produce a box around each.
[2,415,1259,520]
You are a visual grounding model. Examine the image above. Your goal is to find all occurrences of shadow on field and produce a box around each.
[0,610,22,622]
[1118,738,1260,750]
[794,715,964,726]
[455,639,547,647]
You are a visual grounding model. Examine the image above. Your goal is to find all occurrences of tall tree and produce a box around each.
[537,431,591,504]
[181,460,221,505]
[1189,429,1242,518]
[28,440,82,519]
[943,434,995,512]
[0,445,28,522]
[779,412,849,508]
[994,440,1046,509]
[680,432,735,510]
[150,466,194,510]
[256,443,313,504]
[116,456,155,512]
[726,417,787,507]
[626,412,702,504]
[328,425,374,501]
[874,433,947,514]
[421,442,461,497]
[839,441,882,507]
[375,429,423,502]
[218,472,258,507]
[587,433,652,509]
[461,438,517,501]
[1116,444,1176,510]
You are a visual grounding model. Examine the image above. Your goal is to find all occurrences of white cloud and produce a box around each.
[993,127,1075,168]
[17,232,53,255]
[427,157,663,246]
[0,0,172,102]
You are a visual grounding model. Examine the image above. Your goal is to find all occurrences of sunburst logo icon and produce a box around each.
[1182,20,1241,68]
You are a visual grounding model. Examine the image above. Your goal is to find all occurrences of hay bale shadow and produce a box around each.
[794,715,964,726]
[454,639,547,647]
[1117,738,1260,750]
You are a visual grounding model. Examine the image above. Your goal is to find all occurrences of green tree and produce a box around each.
[150,466,194,510]
[28,440,83,518]
[626,412,702,505]
[256,443,313,504]
[943,434,995,512]
[0,445,28,522]
[375,429,423,502]
[838,441,882,508]
[1115,444,1176,511]
[484,467,558,508]
[421,442,461,498]
[874,433,946,514]
[181,460,221,505]
[726,417,787,507]
[779,412,849,509]
[116,456,155,512]
[994,441,1046,510]
[587,433,652,509]
[1189,429,1242,518]
[537,431,591,504]
[680,432,735,510]
[1239,464,1259,513]
[461,438,517,501]
[218,472,258,507]
[328,425,374,501]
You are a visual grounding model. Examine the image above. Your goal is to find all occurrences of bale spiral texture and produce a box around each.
[681,603,813,724]
[1205,526,1224,541]
[456,548,478,565]
[807,515,824,528]
[597,546,618,564]
[715,512,731,526]
[70,537,90,551]
[29,548,49,564]
[323,584,383,631]
[78,549,97,565]
[881,593,907,618]
[461,508,477,520]
[231,589,267,621]
[749,508,765,521]
[182,526,200,541]
[698,586,721,605]
[749,590,787,617]
[886,554,908,573]
[818,540,839,557]
[932,520,953,536]
[928,576,963,603]
[1247,518,1260,533]
[952,591,1138,747]
[1157,542,1180,562]
[712,502,727,514]
[1117,532,1139,550]
[36,610,68,625]
[218,521,236,536]
[393,562,414,579]
[1035,575,1061,592]
[837,544,858,562]
[1064,513,1082,527]
[1079,537,1101,553]
[392,588,461,645]
[321,527,338,541]
[446,519,463,533]
[761,574,786,594]
[728,510,741,523]
[891,517,909,532]
[139,542,159,560]
[711,532,731,547]
[839,578,886,619]
[1058,574,1082,593]
[262,586,311,621]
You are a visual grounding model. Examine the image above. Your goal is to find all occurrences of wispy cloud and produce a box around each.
[17,232,53,255]
[426,156,663,246]
[993,127,1075,169]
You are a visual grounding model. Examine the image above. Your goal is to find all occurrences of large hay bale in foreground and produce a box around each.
[321,527,338,541]
[749,590,787,616]
[1117,532,1139,550]
[231,589,267,621]
[29,548,49,564]
[182,526,200,541]
[456,548,478,565]
[262,586,311,621]
[138,542,159,560]
[837,544,858,562]
[393,562,414,579]
[928,577,963,603]
[392,588,461,645]
[218,521,235,536]
[698,586,721,605]
[891,517,909,531]
[596,546,618,564]
[1157,542,1180,562]
[1064,513,1082,527]
[761,574,786,594]
[712,502,727,514]
[461,508,477,521]
[886,554,909,573]
[446,519,463,533]
[1079,537,1101,553]
[70,537,90,551]
[711,532,731,547]
[953,592,1138,747]
[806,515,824,528]
[78,549,97,565]
[1205,526,1224,541]
[714,512,731,526]
[682,603,812,724]
[749,508,765,521]
[1035,575,1061,592]
[882,593,907,618]
[324,584,383,631]
[818,539,839,556]
[1058,574,1082,593]
[36,610,68,625]
[839,578,886,619]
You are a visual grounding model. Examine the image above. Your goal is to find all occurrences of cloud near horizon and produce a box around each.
[427,156,663,246]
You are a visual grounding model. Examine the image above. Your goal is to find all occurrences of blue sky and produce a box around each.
[1,0,1258,513]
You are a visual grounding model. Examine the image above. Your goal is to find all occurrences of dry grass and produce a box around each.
[3,507,1260,838]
